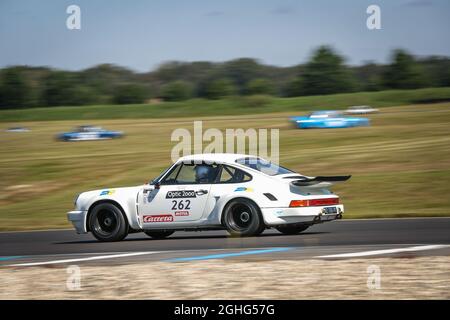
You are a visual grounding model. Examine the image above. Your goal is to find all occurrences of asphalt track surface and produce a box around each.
[1,217,450,266]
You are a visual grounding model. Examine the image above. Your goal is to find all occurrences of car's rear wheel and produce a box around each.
[222,198,265,237]
[144,230,175,239]
[88,203,128,242]
[275,224,309,235]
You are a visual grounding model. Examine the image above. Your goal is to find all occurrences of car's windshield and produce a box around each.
[309,111,340,118]
[78,126,102,132]
[236,157,294,176]
[150,164,174,185]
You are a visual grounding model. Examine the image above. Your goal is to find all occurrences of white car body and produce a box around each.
[345,105,379,114]
[68,153,349,239]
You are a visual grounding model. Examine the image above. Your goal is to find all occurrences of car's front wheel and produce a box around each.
[144,230,175,239]
[222,198,265,237]
[88,203,128,242]
[275,224,309,235]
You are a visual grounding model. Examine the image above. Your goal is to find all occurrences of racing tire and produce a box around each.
[144,230,175,239]
[275,224,309,235]
[222,198,265,237]
[88,203,128,242]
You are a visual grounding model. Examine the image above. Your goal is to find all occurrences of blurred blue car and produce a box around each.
[57,125,124,141]
[290,111,370,129]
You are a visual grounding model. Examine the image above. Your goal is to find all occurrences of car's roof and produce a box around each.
[349,105,371,109]
[177,153,257,164]
[77,125,103,131]
[311,110,340,115]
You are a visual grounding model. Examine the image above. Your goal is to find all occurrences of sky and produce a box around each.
[0,0,449,72]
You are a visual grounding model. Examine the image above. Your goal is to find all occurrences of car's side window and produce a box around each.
[219,165,234,182]
[161,163,220,185]
[218,165,252,183]
[176,164,197,184]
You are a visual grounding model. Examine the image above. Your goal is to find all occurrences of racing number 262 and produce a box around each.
[171,200,191,210]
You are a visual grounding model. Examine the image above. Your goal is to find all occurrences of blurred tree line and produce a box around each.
[1,46,449,109]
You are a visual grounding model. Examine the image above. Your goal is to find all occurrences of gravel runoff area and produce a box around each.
[1,257,449,299]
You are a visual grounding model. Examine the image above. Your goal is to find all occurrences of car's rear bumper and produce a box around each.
[67,210,88,234]
[261,205,344,226]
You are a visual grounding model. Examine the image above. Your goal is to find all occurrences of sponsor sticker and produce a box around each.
[143,215,174,223]
[175,211,189,216]
[234,187,254,192]
[275,210,284,216]
[100,190,115,196]
[166,190,197,199]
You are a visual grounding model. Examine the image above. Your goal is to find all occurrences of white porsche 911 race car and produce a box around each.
[67,153,350,241]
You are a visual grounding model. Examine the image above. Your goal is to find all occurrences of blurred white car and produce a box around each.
[345,106,379,114]
[5,126,30,132]
[68,153,350,241]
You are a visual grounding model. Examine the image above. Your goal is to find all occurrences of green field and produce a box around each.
[1,87,450,122]
[0,93,450,230]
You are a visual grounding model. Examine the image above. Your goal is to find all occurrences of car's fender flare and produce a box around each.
[217,195,263,226]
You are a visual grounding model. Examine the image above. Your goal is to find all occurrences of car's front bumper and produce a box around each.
[67,210,88,234]
[261,205,344,226]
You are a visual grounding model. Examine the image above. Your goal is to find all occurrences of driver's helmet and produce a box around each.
[195,165,212,183]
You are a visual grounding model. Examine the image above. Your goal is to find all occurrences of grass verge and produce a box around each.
[1,87,450,122]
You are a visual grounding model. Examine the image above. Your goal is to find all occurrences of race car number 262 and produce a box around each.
[171,200,191,210]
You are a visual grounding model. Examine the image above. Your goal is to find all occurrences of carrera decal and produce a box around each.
[234,187,254,192]
[166,190,197,199]
[143,215,173,223]
[100,190,115,196]
[175,211,189,216]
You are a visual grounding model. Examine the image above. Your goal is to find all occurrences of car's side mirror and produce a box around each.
[143,184,158,192]
[146,181,160,190]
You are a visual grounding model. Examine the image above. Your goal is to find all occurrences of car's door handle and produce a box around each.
[196,190,208,195]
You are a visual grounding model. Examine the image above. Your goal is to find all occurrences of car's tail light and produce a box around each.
[289,200,308,207]
[309,198,339,206]
[289,198,339,207]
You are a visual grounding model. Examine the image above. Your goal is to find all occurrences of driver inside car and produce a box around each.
[194,165,216,183]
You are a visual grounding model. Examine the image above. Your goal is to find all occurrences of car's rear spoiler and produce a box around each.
[287,175,351,187]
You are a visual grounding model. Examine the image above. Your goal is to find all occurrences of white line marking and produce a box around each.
[9,251,159,267]
[316,245,449,258]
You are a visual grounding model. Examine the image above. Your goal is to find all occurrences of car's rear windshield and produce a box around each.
[235,157,294,176]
